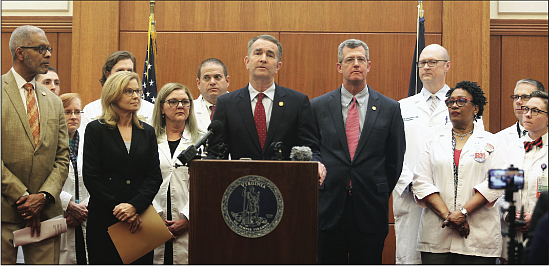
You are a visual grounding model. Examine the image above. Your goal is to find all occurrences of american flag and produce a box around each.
[142,14,157,103]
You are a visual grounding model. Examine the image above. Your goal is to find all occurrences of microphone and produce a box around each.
[177,120,223,165]
[267,141,283,160]
[290,146,313,161]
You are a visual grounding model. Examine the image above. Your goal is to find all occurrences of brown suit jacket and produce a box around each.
[1,69,70,223]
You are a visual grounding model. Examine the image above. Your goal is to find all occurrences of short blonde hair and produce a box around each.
[100,71,143,129]
[59,93,81,109]
[152,83,201,143]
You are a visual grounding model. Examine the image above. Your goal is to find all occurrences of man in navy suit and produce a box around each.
[311,39,405,264]
[208,34,326,183]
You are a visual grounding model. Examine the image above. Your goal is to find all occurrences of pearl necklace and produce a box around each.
[452,129,473,140]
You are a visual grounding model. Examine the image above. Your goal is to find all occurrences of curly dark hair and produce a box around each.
[446,80,487,121]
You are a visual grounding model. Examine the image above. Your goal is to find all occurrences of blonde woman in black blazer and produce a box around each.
[83,71,162,264]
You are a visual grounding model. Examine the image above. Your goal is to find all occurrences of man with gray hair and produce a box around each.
[2,25,69,264]
[208,34,326,182]
[311,39,405,264]
[496,79,546,144]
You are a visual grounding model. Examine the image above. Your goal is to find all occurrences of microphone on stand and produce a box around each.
[176,120,223,166]
[290,146,313,161]
[267,141,283,160]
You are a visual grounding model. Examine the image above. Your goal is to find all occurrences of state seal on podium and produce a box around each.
[221,175,284,238]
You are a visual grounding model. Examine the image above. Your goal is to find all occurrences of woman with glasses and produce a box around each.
[504,91,548,243]
[413,81,507,264]
[57,93,89,264]
[83,71,162,264]
[151,83,205,264]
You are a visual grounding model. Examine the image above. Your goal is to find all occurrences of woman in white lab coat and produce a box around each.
[504,91,548,242]
[413,81,506,264]
[58,93,90,264]
[151,83,205,264]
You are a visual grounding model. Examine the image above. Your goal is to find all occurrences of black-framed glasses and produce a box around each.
[20,45,53,55]
[165,99,191,107]
[64,110,84,116]
[416,60,447,68]
[123,89,143,97]
[521,106,548,116]
[445,97,472,107]
[510,95,532,101]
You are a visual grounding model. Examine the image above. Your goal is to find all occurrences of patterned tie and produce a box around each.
[524,136,543,153]
[429,94,438,114]
[254,93,267,150]
[210,105,215,121]
[24,83,40,146]
[346,97,359,160]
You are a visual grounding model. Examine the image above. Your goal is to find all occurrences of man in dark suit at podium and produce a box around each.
[311,39,405,264]
[208,34,326,184]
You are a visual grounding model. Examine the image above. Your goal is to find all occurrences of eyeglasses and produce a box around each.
[445,97,472,107]
[416,60,447,68]
[65,110,83,116]
[123,89,143,97]
[521,106,548,116]
[342,56,368,65]
[165,99,191,107]
[510,95,531,101]
[20,45,53,55]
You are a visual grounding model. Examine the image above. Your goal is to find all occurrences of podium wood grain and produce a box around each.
[189,160,318,264]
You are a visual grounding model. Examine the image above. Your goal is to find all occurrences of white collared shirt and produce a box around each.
[11,67,40,115]
[341,85,369,133]
[249,82,276,130]
[201,96,215,118]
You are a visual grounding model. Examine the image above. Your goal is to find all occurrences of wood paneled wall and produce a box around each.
[489,20,548,133]
[1,16,72,95]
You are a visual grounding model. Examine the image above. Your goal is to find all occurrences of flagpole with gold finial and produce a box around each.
[415,1,424,95]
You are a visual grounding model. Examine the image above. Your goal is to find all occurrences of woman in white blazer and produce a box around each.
[504,91,548,241]
[58,93,90,264]
[151,83,205,264]
[413,81,506,264]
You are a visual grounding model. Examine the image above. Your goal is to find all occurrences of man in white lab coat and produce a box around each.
[193,58,229,133]
[393,44,484,264]
[80,51,155,131]
[495,79,545,145]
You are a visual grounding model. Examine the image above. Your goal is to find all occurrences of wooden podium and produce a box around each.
[189,160,318,264]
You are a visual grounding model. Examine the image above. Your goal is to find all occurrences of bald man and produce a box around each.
[393,44,484,264]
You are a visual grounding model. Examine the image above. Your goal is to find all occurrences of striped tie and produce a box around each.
[346,97,359,160]
[429,94,438,114]
[24,83,40,147]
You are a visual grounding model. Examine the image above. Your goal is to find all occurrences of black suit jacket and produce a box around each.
[83,120,162,227]
[208,83,321,161]
[311,86,405,234]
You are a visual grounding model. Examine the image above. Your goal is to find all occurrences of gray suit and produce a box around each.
[2,69,70,263]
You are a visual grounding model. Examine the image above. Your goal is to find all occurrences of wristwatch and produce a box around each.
[459,207,469,219]
[40,192,53,204]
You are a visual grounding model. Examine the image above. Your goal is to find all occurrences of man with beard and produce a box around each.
[2,25,70,264]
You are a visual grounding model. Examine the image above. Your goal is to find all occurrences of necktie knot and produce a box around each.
[524,136,543,153]
[257,93,265,102]
[24,83,34,92]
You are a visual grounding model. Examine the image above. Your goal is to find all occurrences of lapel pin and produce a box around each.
[484,143,494,154]
[372,106,377,111]
[279,102,283,107]
[41,92,46,96]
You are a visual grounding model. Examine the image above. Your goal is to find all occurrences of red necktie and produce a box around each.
[346,97,359,160]
[210,105,215,121]
[24,83,40,147]
[524,136,543,153]
[254,93,267,150]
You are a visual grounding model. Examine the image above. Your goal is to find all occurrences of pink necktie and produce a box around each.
[24,83,40,146]
[346,97,359,160]
[254,93,267,150]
